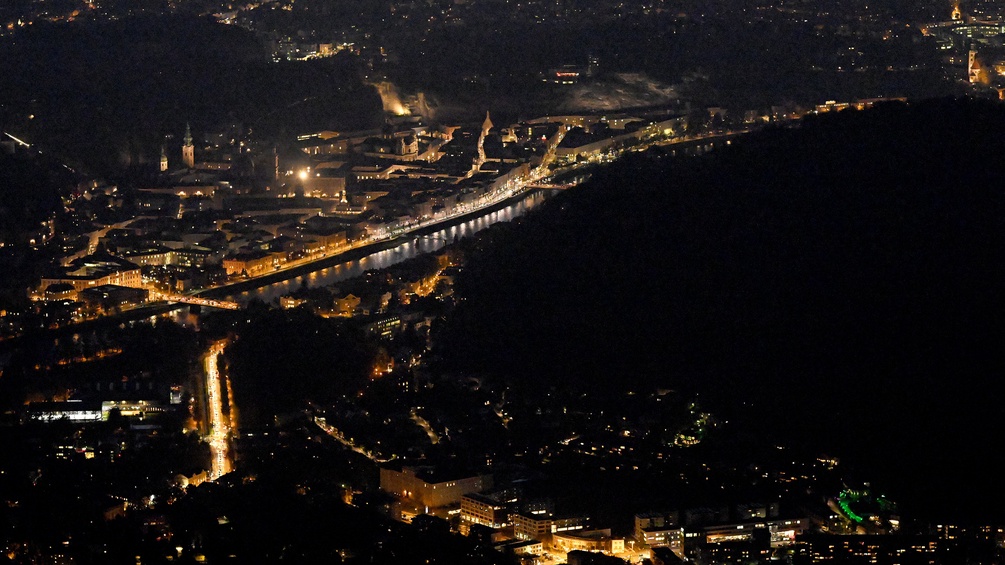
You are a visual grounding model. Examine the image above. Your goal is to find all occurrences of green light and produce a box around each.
[838,490,865,523]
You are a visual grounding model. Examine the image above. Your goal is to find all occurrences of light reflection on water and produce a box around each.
[228,190,552,305]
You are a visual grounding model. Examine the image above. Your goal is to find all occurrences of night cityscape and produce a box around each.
[1,0,1005,563]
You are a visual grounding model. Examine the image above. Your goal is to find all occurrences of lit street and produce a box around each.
[204,340,232,480]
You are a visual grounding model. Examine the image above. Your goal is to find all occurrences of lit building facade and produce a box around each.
[379,467,493,509]
[461,493,510,528]
[552,529,624,555]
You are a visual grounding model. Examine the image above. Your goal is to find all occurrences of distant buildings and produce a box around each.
[814,97,908,114]
[554,115,687,163]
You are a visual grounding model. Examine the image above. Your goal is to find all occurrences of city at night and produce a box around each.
[1,0,1004,563]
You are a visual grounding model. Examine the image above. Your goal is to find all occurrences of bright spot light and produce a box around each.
[298,170,308,181]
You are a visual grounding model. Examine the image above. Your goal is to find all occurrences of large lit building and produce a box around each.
[27,400,103,423]
[379,466,493,509]
[223,250,279,276]
[38,253,142,296]
[635,512,683,551]
[552,529,624,555]
[461,493,511,529]
[701,518,808,548]
[513,512,590,541]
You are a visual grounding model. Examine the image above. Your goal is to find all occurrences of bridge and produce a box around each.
[153,293,240,310]
[526,182,576,190]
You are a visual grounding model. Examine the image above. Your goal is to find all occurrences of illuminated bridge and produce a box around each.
[527,182,576,190]
[155,293,240,310]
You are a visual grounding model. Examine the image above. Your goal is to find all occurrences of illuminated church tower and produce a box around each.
[952,2,962,21]
[182,123,195,169]
[477,111,493,164]
[160,145,168,172]
[969,48,982,83]
[482,110,494,134]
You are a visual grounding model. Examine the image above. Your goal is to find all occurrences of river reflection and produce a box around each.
[228,190,553,305]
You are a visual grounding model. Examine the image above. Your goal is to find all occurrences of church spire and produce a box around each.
[182,123,195,169]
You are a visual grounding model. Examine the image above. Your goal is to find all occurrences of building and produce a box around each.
[494,539,544,556]
[27,400,103,423]
[554,116,686,163]
[43,283,77,301]
[100,399,169,419]
[702,518,808,548]
[223,250,276,277]
[544,65,586,84]
[334,293,361,317]
[364,314,401,338]
[38,253,142,295]
[302,227,347,251]
[552,529,624,555]
[513,513,590,541]
[650,547,686,565]
[122,248,173,267]
[78,285,149,313]
[461,493,511,529]
[182,123,195,169]
[280,296,308,309]
[635,512,683,551]
[793,534,939,563]
[514,513,555,541]
[379,466,493,509]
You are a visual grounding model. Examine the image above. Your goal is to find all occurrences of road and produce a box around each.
[312,415,396,463]
[150,292,239,310]
[204,340,232,480]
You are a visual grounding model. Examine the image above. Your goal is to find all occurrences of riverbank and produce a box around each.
[199,187,546,301]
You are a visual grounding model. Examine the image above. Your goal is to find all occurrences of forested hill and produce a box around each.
[438,97,1005,522]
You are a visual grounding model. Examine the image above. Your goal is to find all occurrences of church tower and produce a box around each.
[477,111,493,166]
[482,111,494,135]
[969,48,983,84]
[159,145,168,172]
[182,123,195,169]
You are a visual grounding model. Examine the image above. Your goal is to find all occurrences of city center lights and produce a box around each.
[3,0,1005,561]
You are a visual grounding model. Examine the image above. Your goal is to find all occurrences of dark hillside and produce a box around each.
[439,97,1005,521]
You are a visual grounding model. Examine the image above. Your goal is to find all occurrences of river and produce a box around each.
[223,189,554,305]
